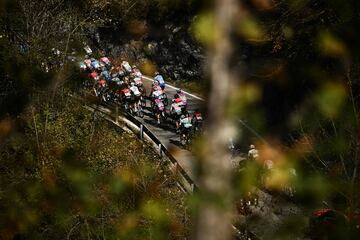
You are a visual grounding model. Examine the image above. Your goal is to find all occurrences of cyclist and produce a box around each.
[192,109,203,133]
[118,70,126,81]
[121,60,132,74]
[100,56,111,69]
[91,58,100,70]
[153,98,166,124]
[173,93,186,112]
[84,56,92,69]
[176,89,187,106]
[84,45,93,55]
[150,82,164,101]
[179,114,193,144]
[96,78,107,96]
[132,65,142,79]
[248,144,259,159]
[120,84,132,110]
[171,98,184,131]
[134,76,145,96]
[100,68,111,82]
[89,70,99,81]
[79,62,87,71]
[154,71,165,90]
[129,82,141,113]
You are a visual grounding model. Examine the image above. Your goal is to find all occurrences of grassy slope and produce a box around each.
[0,91,191,240]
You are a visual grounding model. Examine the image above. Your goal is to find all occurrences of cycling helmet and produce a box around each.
[180,114,186,119]
[176,88,182,93]
[174,94,179,99]
[154,71,159,76]
[250,144,255,149]
[130,82,135,86]
[132,65,137,69]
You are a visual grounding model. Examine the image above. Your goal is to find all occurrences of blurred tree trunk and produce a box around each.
[195,0,239,240]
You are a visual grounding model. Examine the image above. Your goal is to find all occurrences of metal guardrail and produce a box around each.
[79,93,256,240]
[123,111,197,193]
[80,95,197,194]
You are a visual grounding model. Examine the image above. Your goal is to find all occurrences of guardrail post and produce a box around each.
[191,183,194,192]
[140,124,143,140]
[115,105,119,124]
[158,144,162,157]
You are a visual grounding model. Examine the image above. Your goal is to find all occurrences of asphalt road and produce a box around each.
[133,76,205,181]
[132,76,306,239]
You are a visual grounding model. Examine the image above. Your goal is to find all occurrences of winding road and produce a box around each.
[83,72,306,239]
[122,76,306,239]
[137,76,205,181]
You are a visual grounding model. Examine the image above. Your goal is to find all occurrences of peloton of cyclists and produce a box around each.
[80,53,204,143]
[129,82,142,113]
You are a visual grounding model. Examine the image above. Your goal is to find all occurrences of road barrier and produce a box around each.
[82,98,197,194]
[123,110,197,193]
[78,93,255,239]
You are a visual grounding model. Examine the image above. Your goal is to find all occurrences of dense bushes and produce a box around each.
[0,92,190,239]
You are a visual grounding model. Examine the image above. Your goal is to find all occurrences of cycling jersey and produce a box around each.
[175,98,182,103]
[98,79,106,88]
[90,72,98,79]
[152,84,162,91]
[130,86,141,96]
[100,71,110,81]
[122,61,132,72]
[155,99,165,111]
[122,88,132,98]
[172,103,182,115]
[154,75,165,89]
[193,112,203,121]
[178,93,187,105]
[152,90,163,99]
[84,59,92,68]
[91,60,100,69]
[154,75,165,84]
[112,77,122,85]
[248,149,259,159]
[132,68,142,78]
[79,62,87,70]
[100,57,110,65]
[84,46,92,55]
[134,78,143,86]
[180,117,192,128]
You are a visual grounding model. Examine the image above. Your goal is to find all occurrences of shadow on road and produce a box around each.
[170,139,184,148]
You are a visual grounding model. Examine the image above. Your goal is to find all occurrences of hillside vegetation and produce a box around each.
[1,0,360,239]
[0,90,190,239]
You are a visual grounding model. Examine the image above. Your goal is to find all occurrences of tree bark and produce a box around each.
[195,0,239,239]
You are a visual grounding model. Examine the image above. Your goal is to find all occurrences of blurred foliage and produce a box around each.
[1,0,360,239]
[217,0,360,238]
[0,93,190,239]
[191,0,360,238]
